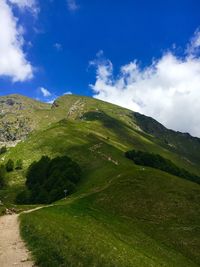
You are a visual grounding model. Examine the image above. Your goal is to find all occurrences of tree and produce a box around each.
[15,189,31,204]
[0,146,7,155]
[0,165,6,188]
[15,159,23,170]
[26,156,50,189]
[17,155,82,204]
[6,159,14,172]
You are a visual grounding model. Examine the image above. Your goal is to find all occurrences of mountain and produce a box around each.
[0,94,200,267]
[0,94,50,143]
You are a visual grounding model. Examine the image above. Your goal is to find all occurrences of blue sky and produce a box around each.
[1,0,200,136]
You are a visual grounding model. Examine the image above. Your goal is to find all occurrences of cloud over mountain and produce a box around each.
[91,30,200,137]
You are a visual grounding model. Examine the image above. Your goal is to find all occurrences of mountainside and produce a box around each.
[0,94,200,267]
[0,94,50,143]
[134,112,200,165]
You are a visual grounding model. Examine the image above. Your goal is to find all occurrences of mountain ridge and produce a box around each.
[1,93,199,170]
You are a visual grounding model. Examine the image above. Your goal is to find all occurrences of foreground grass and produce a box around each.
[20,168,200,267]
[20,203,198,267]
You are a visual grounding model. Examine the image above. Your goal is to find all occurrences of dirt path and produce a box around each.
[0,206,49,267]
[0,205,53,267]
[0,213,34,267]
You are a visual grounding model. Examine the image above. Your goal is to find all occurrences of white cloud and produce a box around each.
[64,91,72,95]
[0,0,35,82]
[38,87,58,104]
[91,30,200,137]
[8,0,39,15]
[53,43,62,51]
[39,87,52,97]
[66,0,79,11]
[47,98,56,104]
[186,28,200,56]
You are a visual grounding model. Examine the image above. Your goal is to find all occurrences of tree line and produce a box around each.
[125,149,200,185]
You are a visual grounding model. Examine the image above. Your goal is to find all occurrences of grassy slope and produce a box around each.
[20,169,200,266]
[0,94,200,266]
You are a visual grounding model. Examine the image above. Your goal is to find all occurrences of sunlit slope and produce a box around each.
[3,94,200,174]
[1,93,200,210]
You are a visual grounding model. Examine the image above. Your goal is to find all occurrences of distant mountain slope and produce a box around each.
[0,94,50,143]
[134,112,200,165]
[0,94,49,112]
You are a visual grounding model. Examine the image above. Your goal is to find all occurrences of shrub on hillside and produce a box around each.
[16,155,81,204]
[125,149,200,184]
[16,189,31,204]
[0,165,6,188]
[6,159,14,172]
[0,146,7,155]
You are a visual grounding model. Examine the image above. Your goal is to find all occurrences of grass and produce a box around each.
[0,206,6,215]
[20,158,200,266]
[20,175,200,267]
[0,94,200,266]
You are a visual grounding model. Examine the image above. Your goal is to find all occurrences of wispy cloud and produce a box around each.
[39,87,52,97]
[39,86,58,104]
[66,0,79,11]
[53,43,62,51]
[8,0,39,16]
[90,29,200,137]
[186,28,200,56]
[47,97,56,104]
[63,91,72,95]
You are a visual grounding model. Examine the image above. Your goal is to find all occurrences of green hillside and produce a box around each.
[0,94,200,266]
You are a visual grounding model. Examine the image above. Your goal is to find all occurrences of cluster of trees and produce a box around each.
[5,159,23,172]
[0,146,7,155]
[16,155,81,204]
[125,150,200,184]
[0,159,23,190]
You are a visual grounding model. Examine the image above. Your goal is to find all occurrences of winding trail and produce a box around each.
[0,207,47,267]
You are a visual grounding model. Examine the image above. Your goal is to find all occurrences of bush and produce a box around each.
[0,165,6,188]
[0,146,7,154]
[17,155,81,204]
[6,159,14,172]
[16,189,31,204]
[125,149,200,184]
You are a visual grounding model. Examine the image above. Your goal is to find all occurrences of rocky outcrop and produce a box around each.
[0,94,50,143]
[0,118,31,142]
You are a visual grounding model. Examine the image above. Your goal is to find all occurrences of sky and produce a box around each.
[0,0,200,136]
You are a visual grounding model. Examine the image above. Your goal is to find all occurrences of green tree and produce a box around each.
[0,146,7,154]
[18,155,82,204]
[6,159,14,172]
[15,189,31,204]
[0,165,6,188]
